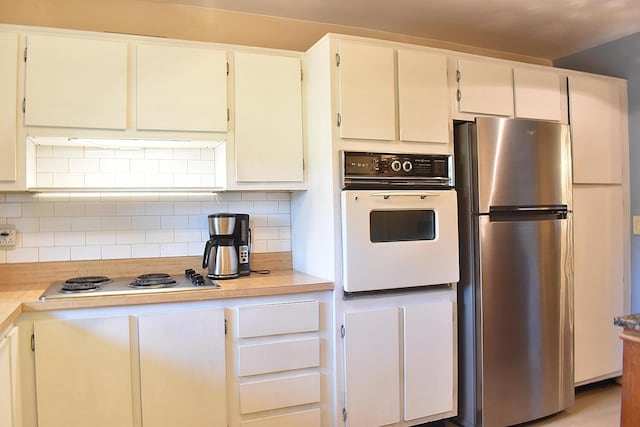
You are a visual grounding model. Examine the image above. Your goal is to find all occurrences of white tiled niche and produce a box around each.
[34,145,218,189]
[0,192,291,264]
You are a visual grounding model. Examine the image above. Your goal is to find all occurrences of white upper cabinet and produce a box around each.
[569,75,624,184]
[513,68,563,121]
[136,43,228,132]
[397,49,449,143]
[456,59,514,117]
[337,41,396,140]
[24,34,128,129]
[0,31,18,182]
[234,52,303,183]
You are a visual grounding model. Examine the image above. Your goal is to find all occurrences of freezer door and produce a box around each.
[475,117,572,213]
[477,215,574,427]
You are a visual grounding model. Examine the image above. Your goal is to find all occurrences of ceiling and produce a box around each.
[144,0,640,60]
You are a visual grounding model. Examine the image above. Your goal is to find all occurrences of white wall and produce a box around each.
[0,191,291,263]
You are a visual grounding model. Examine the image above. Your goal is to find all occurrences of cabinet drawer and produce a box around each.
[239,373,320,414]
[238,301,319,338]
[240,408,321,427]
[239,337,320,376]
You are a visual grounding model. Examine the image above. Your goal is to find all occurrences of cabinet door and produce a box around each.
[573,186,624,384]
[24,34,128,129]
[514,68,563,121]
[234,52,303,182]
[137,43,228,132]
[0,334,13,427]
[344,308,400,426]
[457,59,514,116]
[0,32,18,182]
[34,316,134,427]
[569,75,624,184]
[138,309,226,427]
[397,49,449,143]
[337,41,396,140]
[403,302,454,421]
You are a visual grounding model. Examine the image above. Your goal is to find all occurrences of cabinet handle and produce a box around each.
[457,90,462,102]
[456,70,461,82]
[337,113,341,127]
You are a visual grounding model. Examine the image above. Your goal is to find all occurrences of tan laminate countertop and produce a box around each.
[0,255,333,333]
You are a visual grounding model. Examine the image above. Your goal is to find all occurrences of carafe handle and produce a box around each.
[203,239,215,268]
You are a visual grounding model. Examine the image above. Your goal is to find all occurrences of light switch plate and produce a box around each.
[0,225,16,247]
[634,216,640,235]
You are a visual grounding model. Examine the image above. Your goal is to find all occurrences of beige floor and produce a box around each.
[524,381,621,426]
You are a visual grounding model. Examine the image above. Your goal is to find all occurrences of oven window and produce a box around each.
[369,210,436,242]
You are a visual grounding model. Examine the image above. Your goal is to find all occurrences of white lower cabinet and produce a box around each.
[229,300,323,427]
[342,298,456,427]
[31,307,226,427]
[137,309,226,427]
[33,316,135,427]
[0,325,18,427]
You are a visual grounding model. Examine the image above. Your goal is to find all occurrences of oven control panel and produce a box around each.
[342,151,453,189]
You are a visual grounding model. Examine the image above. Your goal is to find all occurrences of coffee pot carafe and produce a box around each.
[202,213,251,279]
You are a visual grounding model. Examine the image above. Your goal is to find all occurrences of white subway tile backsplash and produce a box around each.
[52,146,84,158]
[39,246,71,262]
[36,173,53,187]
[131,243,161,258]
[40,217,72,232]
[200,148,215,161]
[23,202,54,217]
[161,216,189,229]
[144,174,174,187]
[187,160,215,174]
[173,174,202,187]
[132,215,161,229]
[102,245,131,259]
[6,247,39,263]
[114,173,146,188]
[100,158,130,173]
[116,230,146,244]
[159,159,187,174]
[0,203,21,217]
[85,148,115,159]
[160,242,189,257]
[85,173,116,188]
[54,232,86,246]
[0,191,291,263]
[173,148,201,160]
[37,157,68,173]
[101,216,132,231]
[145,148,173,160]
[71,217,102,231]
[54,202,86,217]
[86,231,116,245]
[22,232,55,248]
[71,245,102,261]
[53,173,85,188]
[145,229,174,244]
[115,149,145,159]
[69,158,100,173]
[36,145,53,158]
[131,159,159,173]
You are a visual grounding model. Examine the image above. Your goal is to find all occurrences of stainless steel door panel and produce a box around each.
[477,215,574,427]
[475,117,572,212]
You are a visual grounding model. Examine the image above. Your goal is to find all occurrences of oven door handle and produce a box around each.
[371,192,440,200]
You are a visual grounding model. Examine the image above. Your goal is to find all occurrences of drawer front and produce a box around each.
[238,301,319,338]
[239,373,321,414]
[240,408,321,427]
[239,338,320,376]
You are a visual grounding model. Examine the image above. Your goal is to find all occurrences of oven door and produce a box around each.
[341,190,459,292]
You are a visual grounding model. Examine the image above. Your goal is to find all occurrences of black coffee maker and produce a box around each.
[202,213,250,279]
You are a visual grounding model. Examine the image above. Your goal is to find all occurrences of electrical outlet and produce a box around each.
[634,216,640,235]
[0,225,16,247]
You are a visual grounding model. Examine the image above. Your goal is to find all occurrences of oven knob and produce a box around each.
[185,269,195,278]
[402,161,413,172]
[391,160,402,172]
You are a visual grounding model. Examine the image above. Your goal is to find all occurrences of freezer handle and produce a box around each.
[489,205,569,221]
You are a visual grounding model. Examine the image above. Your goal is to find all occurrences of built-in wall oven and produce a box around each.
[341,151,460,293]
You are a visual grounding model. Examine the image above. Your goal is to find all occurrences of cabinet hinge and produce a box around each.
[340,324,345,338]
[337,113,342,127]
[224,318,228,335]
[31,333,35,352]
[24,47,27,62]
[22,98,26,114]
[336,53,340,67]
[456,69,461,82]
[342,407,347,422]
[226,62,229,76]
[456,89,462,102]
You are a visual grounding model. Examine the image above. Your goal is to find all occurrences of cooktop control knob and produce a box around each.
[185,269,196,278]
[391,160,402,172]
[402,160,413,172]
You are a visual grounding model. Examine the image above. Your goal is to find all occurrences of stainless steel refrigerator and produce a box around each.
[455,117,574,427]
